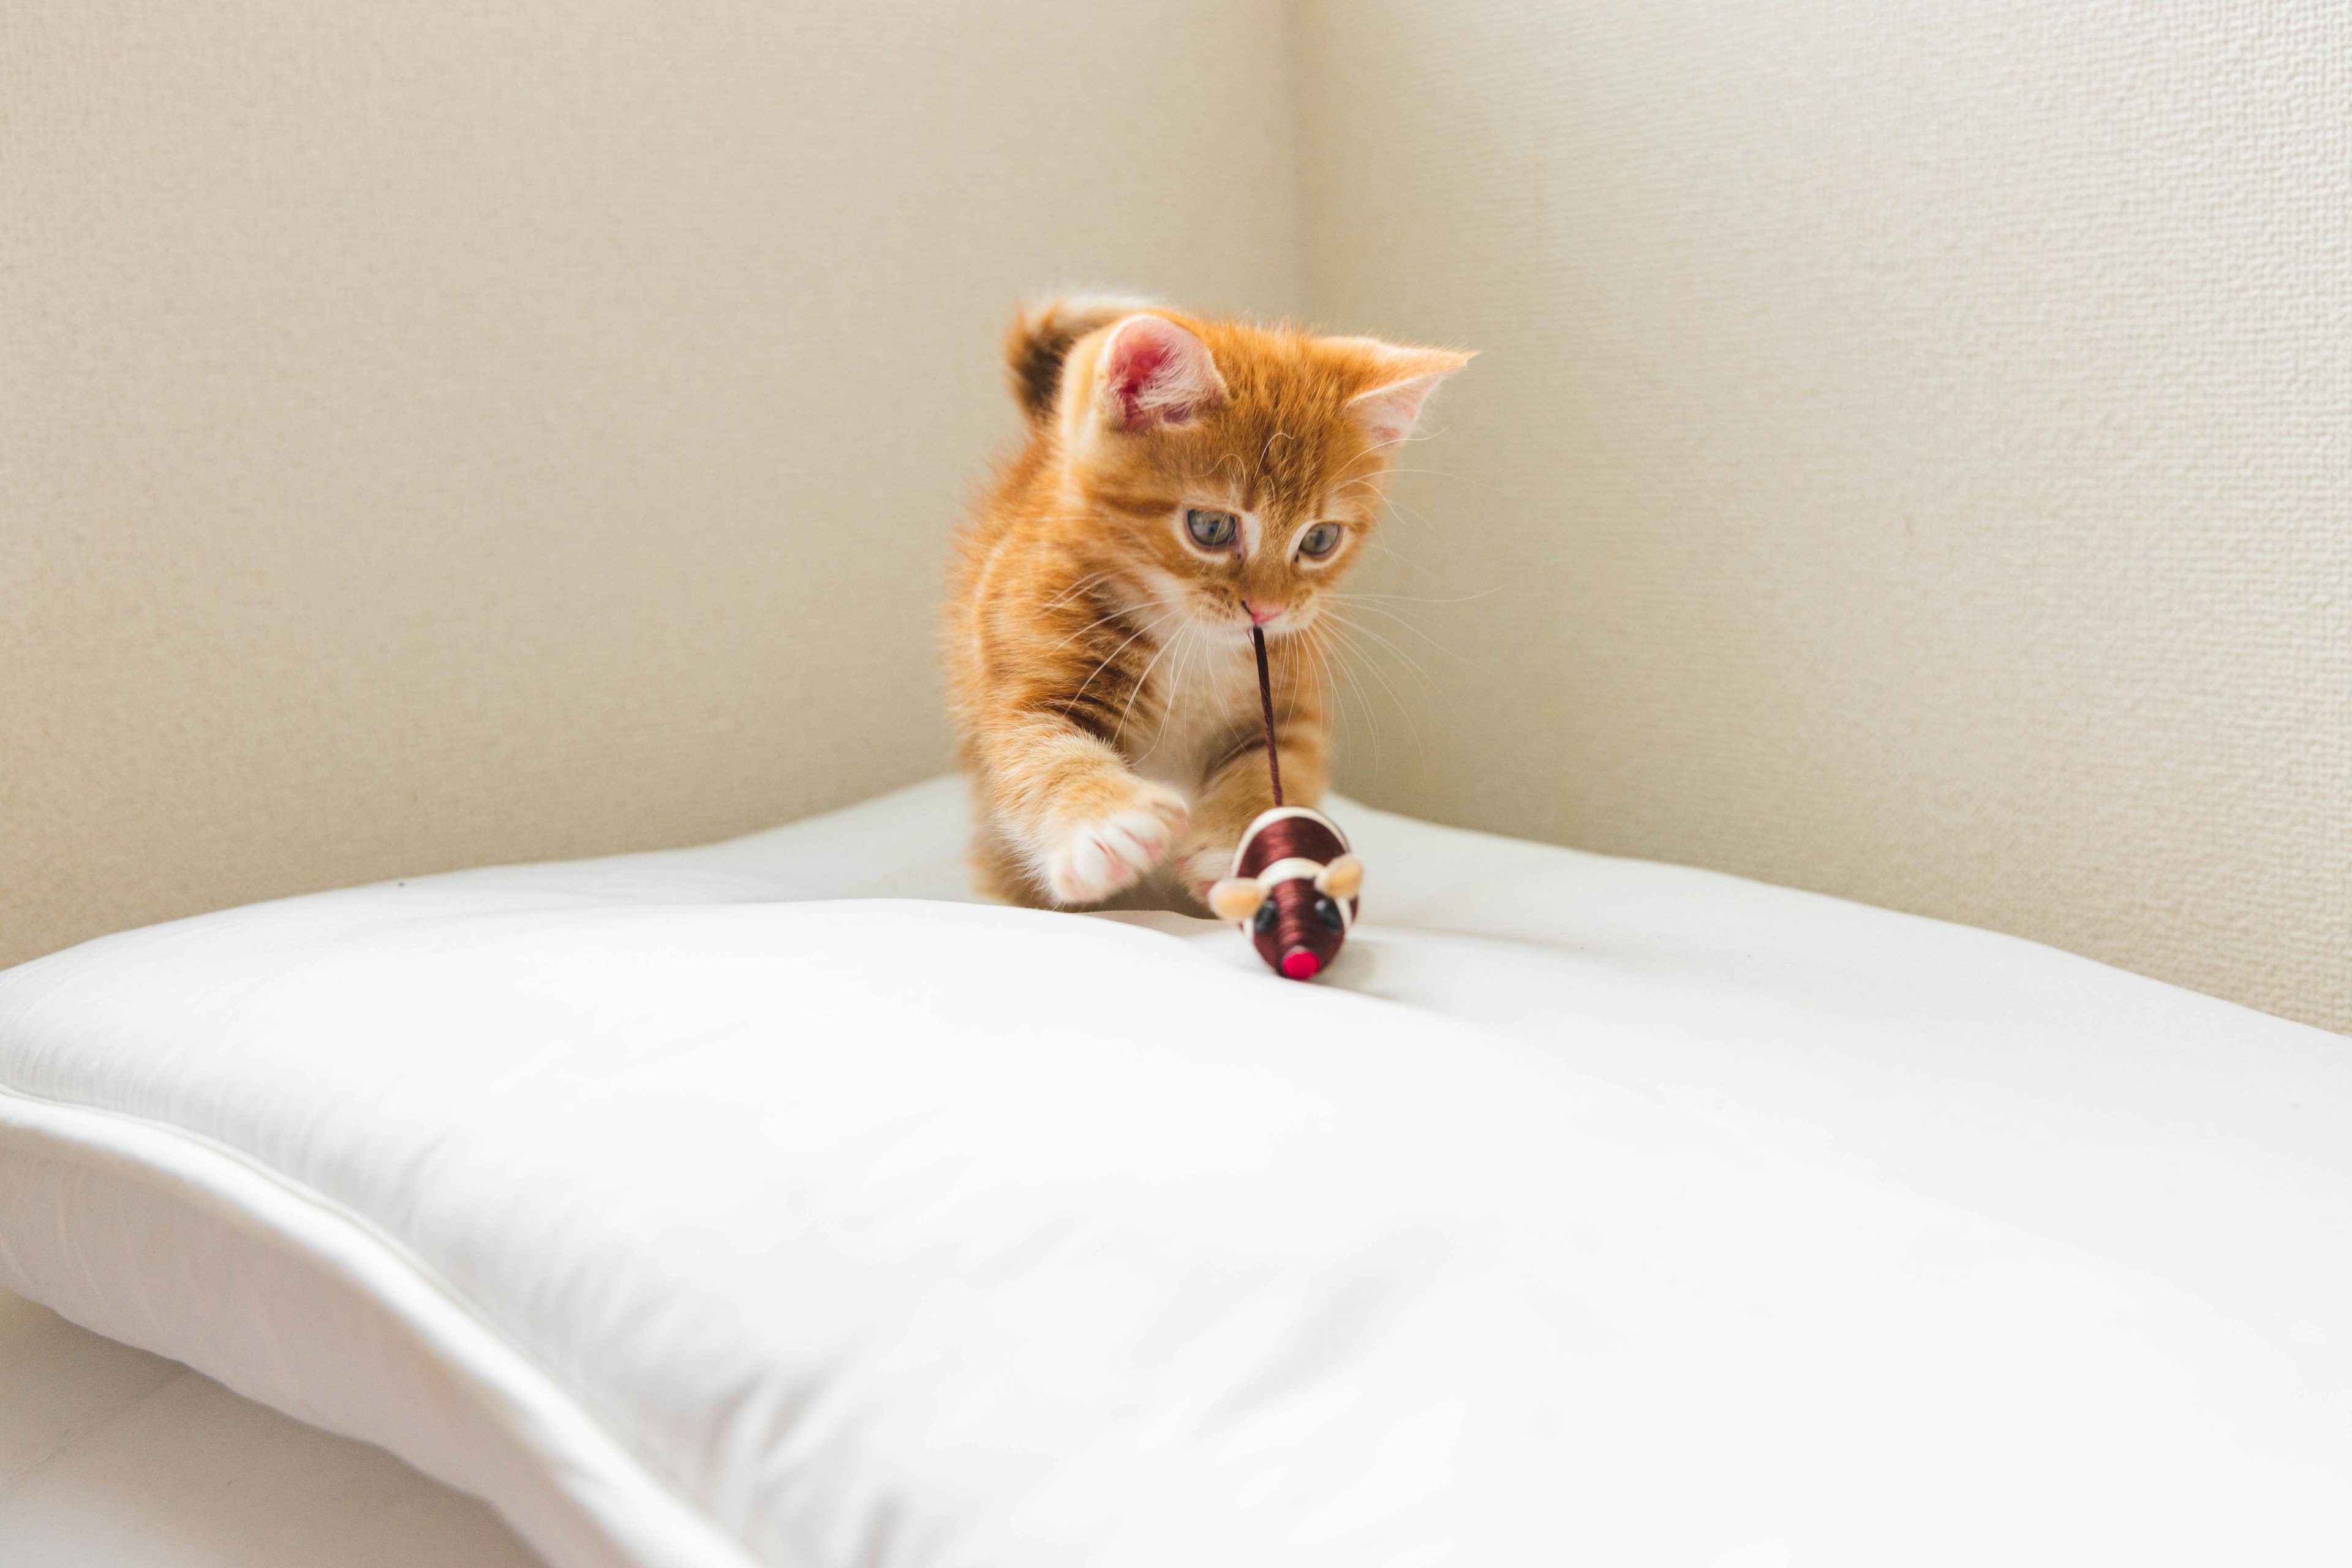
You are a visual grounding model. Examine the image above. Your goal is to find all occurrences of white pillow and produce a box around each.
[2,780,2346,1566]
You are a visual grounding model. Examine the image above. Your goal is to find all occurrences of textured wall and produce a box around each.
[0,2,1301,967]
[9,4,2346,1035]
[1294,1,2350,1031]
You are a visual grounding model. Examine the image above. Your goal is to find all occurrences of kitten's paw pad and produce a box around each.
[1045,789,1189,904]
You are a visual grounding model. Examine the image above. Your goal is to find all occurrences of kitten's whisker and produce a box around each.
[1317,610,1444,694]
[1308,622,1384,776]
[1258,429,1295,476]
[1325,598,1489,669]
[1366,467,1500,491]
[1343,638,1425,751]
[1112,635,1177,746]
[1363,538,1447,580]
[1325,432,1444,489]
[1366,492,1456,535]
[1063,612,1167,710]
[1327,431,1420,483]
[1338,600,1485,654]
[1046,593,1185,654]
[1316,618,1422,753]
[1300,626,1357,774]
[1278,631,1304,726]
[1129,614,1202,763]
[1317,620,1441,720]
[1173,619,1206,741]
[1337,587,1503,605]
[1343,614,1485,672]
[1038,570,1118,611]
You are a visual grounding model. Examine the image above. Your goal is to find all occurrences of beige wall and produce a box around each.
[7,4,2346,1036]
[1,2,1302,967]
[1295,1,2350,1031]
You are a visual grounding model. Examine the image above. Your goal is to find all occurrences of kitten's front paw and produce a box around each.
[1176,842,1240,907]
[1043,783,1190,905]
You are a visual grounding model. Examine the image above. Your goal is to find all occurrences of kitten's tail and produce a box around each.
[1005,293,1159,422]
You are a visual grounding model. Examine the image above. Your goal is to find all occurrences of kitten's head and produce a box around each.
[1009,296,1471,642]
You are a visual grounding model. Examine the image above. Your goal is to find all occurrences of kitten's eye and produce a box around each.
[1298,523,1343,559]
[1186,508,1239,549]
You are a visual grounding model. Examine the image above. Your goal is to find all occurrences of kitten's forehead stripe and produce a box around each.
[1185,332,1374,525]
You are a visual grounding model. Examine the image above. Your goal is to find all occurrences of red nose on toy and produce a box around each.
[1280,948,1321,981]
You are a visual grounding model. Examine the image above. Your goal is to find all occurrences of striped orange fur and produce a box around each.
[943,296,1470,910]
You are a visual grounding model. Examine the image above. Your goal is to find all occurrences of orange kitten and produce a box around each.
[943,296,1469,911]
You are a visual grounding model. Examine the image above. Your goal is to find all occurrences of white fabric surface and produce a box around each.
[1,777,2346,1566]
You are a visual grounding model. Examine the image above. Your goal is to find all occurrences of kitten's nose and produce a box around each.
[1246,599,1286,625]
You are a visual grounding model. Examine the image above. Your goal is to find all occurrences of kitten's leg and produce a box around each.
[968,816,1050,908]
[1173,720,1330,908]
[973,717,1190,906]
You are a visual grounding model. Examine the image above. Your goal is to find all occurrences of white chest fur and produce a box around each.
[1125,622,1272,793]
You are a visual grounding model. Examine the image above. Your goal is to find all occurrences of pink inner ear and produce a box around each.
[1348,370,1452,449]
[1101,315,1224,429]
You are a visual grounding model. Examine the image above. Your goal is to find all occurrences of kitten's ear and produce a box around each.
[1098,314,1227,431]
[1343,344,1474,448]
[1006,293,1158,421]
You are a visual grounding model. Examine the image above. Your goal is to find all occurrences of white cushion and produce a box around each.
[2,778,2346,1566]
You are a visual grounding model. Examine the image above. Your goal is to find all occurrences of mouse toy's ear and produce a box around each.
[1208,878,1267,922]
[1314,855,1363,900]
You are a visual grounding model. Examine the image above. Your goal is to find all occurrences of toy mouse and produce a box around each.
[1207,806,1362,979]
[1204,627,1363,981]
